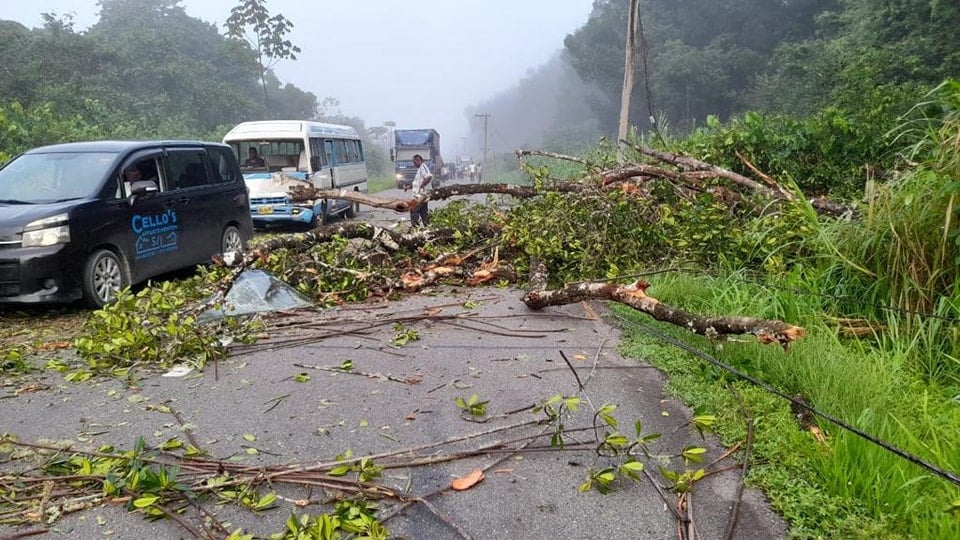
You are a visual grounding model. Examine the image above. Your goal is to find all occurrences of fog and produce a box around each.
[6,0,595,159]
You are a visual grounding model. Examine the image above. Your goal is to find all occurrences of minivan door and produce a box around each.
[162,148,221,263]
[115,149,194,281]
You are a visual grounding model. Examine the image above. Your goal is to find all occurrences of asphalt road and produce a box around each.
[0,190,788,539]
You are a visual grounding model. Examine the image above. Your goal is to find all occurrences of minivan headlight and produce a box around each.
[22,214,70,247]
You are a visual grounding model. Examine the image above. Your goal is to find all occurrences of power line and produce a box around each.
[612,312,960,487]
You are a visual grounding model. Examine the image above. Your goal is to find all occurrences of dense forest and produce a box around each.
[473,0,959,164]
[0,0,391,174]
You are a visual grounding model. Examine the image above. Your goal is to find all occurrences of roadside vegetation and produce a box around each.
[5,84,960,536]
[366,174,396,194]
[4,0,960,538]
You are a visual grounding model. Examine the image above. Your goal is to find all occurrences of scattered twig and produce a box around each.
[162,401,203,452]
[0,529,50,539]
[558,351,585,391]
[292,362,415,385]
[516,148,591,166]
[583,326,614,387]
[643,468,683,521]
[724,387,755,540]
[262,393,290,414]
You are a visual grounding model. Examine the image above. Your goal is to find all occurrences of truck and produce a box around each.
[391,129,443,189]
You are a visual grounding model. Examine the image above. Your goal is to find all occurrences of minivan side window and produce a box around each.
[166,150,210,190]
[208,146,240,184]
[118,156,162,198]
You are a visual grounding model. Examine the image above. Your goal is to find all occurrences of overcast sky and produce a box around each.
[4,0,594,156]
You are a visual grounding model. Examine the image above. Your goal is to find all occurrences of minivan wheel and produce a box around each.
[82,249,128,308]
[346,200,358,219]
[221,225,244,254]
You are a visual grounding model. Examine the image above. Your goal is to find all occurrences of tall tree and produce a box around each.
[89,0,263,132]
[225,0,301,114]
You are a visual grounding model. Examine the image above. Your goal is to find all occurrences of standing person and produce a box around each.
[406,154,433,227]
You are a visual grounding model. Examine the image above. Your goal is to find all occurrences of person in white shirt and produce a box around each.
[407,154,433,227]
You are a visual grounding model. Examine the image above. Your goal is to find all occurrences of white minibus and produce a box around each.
[223,120,368,227]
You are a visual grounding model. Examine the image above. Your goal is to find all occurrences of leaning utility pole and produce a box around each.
[474,113,490,168]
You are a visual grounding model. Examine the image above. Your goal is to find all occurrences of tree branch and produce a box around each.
[522,280,804,348]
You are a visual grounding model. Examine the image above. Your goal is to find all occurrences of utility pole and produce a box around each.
[617,0,639,164]
[474,113,490,169]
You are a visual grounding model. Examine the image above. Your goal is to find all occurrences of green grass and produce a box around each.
[367,175,396,194]
[613,271,960,539]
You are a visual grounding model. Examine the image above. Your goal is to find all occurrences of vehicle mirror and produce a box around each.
[130,180,158,195]
[127,179,158,205]
[310,155,321,171]
[389,148,395,161]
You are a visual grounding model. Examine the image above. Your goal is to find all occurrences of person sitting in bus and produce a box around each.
[243,147,266,168]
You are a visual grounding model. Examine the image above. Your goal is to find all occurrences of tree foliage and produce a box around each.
[561,0,956,139]
[225,0,302,111]
[0,0,319,156]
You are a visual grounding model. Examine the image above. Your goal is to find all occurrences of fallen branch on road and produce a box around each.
[523,279,805,348]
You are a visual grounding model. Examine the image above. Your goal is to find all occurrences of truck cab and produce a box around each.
[391,129,442,189]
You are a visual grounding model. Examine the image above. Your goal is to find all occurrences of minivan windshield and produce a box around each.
[0,151,118,203]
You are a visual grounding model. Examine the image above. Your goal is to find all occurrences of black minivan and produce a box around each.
[0,141,254,307]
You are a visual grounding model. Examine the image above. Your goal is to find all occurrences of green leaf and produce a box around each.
[330,465,351,477]
[160,437,183,450]
[255,492,278,511]
[619,460,644,481]
[604,432,629,447]
[133,495,159,508]
[682,446,707,463]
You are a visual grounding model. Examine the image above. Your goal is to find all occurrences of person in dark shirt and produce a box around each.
[244,147,266,167]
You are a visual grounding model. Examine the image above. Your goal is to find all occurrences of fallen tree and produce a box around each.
[201,144,818,349]
[290,145,859,220]
[206,227,804,348]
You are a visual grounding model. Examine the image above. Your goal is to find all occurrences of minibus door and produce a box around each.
[321,139,336,190]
